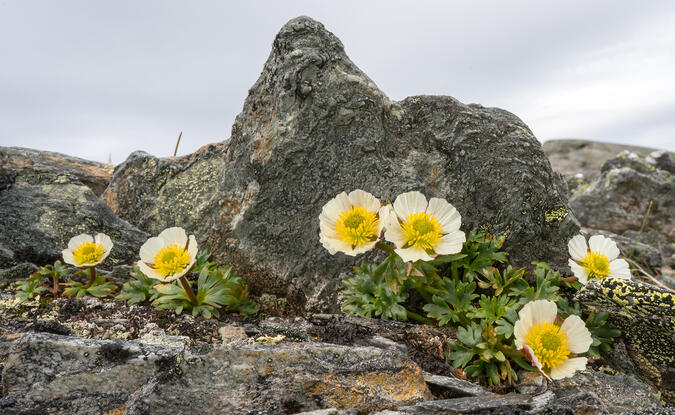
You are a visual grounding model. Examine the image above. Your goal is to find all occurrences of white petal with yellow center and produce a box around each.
[588,235,620,261]
[549,357,587,380]
[568,258,589,284]
[392,191,428,221]
[514,300,592,379]
[608,258,631,279]
[319,190,382,256]
[514,300,557,349]
[385,191,464,263]
[62,232,113,268]
[138,227,198,282]
[427,198,461,232]
[568,235,588,262]
[560,314,592,354]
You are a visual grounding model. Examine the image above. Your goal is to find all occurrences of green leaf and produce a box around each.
[117,263,162,304]
[342,254,409,320]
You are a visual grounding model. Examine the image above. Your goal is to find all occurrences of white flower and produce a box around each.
[568,234,631,284]
[319,189,386,256]
[382,191,465,263]
[138,227,198,282]
[62,233,113,268]
[514,300,592,380]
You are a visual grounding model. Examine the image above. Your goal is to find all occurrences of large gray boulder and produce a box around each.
[103,16,578,312]
[0,149,147,269]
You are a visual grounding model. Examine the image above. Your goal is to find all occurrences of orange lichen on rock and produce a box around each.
[306,361,431,411]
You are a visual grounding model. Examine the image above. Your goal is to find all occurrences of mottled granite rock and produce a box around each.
[570,151,674,273]
[0,332,430,414]
[103,16,578,312]
[0,152,147,269]
[575,278,675,404]
[0,147,113,196]
[550,369,664,414]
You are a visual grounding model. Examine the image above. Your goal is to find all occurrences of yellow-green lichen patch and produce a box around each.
[545,207,569,223]
[574,278,675,403]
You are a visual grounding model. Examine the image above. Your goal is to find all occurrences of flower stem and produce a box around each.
[179,276,199,305]
[51,272,61,295]
[375,242,395,255]
[84,267,96,289]
[406,310,431,324]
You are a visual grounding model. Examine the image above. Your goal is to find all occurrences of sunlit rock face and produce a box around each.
[103,16,578,313]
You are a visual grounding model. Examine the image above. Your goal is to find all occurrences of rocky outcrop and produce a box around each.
[103,16,578,312]
[569,150,674,273]
[0,150,147,270]
[543,139,673,181]
[0,147,113,196]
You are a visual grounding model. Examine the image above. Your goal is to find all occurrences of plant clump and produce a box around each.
[322,189,626,386]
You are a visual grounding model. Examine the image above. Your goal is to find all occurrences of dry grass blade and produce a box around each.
[624,256,672,292]
[173,131,182,157]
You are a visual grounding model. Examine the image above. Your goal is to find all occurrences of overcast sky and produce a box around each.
[1,1,673,163]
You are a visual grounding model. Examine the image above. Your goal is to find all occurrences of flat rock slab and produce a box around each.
[0,332,430,414]
[104,16,578,312]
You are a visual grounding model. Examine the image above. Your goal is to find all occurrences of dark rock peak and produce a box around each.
[104,16,577,312]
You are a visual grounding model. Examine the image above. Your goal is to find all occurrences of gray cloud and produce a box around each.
[0,0,673,163]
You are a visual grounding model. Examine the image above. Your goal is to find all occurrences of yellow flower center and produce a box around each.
[152,244,191,277]
[525,321,570,370]
[401,212,443,251]
[335,206,379,249]
[583,251,610,279]
[72,241,105,265]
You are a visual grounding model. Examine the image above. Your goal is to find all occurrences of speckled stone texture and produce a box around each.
[0,151,148,269]
[575,278,675,405]
[0,332,430,414]
[0,146,113,196]
[570,150,674,271]
[103,16,578,313]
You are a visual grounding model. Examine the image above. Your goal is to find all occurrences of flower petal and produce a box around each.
[514,300,558,348]
[319,192,351,228]
[549,357,587,380]
[158,227,188,247]
[434,230,466,255]
[320,233,352,255]
[139,237,165,263]
[95,233,114,261]
[378,204,393,235]
[62,249,77,266]
[589,235,620,261]
[569,259,589,285]
[138,260,164,281]
[427,198,461,232]
[393,191,427,220]
[608,258,631,280]
[568,235,588,262]
[186,235,198,261]
[383,214,407,248]
[560,315,592,354]
[395,246,433,263]
[67,233,93,251]
[348,189,380,212]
